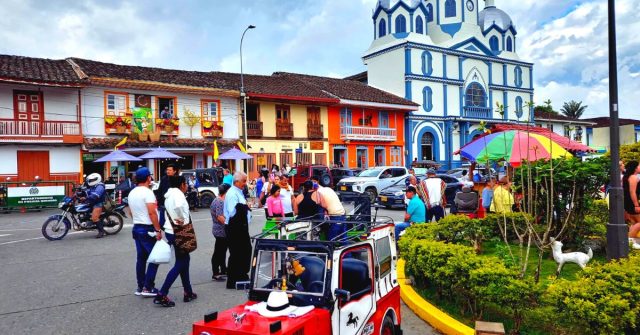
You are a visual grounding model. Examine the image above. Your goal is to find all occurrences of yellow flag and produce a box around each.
[114,136,127,150]
[213,140,219,161]
[237,140,247,153]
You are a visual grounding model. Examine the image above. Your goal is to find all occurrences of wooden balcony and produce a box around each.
[247,121,263,138]
[276,121,294,139]
[340,126,396,142]
[0,119,81,137]
[307,124,324,139]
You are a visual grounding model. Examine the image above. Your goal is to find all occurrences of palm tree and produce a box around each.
[560,100,587,119]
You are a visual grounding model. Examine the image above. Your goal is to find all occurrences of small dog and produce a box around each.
[550,238,593,276]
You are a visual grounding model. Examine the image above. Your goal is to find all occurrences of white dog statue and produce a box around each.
[550,238,593,276]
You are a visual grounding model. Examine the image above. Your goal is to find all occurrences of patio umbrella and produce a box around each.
[456,130,572,167]
[139,147,182,160]
[218,148,252,160]
[94,150,142,162]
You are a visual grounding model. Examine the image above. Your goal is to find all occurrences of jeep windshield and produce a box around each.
[357,168,382,178]
[253,249,328,297]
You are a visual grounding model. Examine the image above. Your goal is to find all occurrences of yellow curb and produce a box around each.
[397,259,475,335]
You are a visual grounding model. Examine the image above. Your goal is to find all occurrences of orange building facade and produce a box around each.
[327,105,407,169]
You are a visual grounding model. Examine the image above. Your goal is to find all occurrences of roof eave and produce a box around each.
[88,77,240,97]
[338,98,419,111]
[247,92,339,104]
[0,77,86,88]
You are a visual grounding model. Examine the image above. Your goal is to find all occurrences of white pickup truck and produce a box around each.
[335,166,408,202]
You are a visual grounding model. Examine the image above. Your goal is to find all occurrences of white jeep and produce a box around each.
[336,166,408,202]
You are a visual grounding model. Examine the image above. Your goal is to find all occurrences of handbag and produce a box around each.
[165,210,198,254]
[147,238,172,264]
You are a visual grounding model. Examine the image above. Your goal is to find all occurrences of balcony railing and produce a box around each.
[307,123,323,139]
[462,106,492,119]
[0,120,81,137]
[276,121,294,138]
[340,126,397,142]
[247,121,263,138]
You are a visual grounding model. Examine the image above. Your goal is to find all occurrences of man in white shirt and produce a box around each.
[421,169,446,222]
[129,167,163,297]
[311,176,346,241]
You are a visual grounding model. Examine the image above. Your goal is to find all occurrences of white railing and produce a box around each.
[340,126,397,141]
[0,119,81,137]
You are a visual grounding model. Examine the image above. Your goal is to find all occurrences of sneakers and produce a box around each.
[140,288,159,297]
[134,288,142,296]
[183,292,198,303]
[95,231,106,239]
[153,295,175,307]
[212,274,227,282]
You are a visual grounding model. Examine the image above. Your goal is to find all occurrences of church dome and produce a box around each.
[478,6,513,31]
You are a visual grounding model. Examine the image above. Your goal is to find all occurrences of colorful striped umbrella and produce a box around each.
[457,130,572,167]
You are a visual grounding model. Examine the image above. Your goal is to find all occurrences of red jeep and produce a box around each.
[288,165,333,193]
[192,219,402,335]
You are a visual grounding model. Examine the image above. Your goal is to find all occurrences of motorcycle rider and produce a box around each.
[84,173,107,238]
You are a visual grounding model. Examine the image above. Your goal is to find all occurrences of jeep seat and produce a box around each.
[298,256,326,293]
[341,259,371,299]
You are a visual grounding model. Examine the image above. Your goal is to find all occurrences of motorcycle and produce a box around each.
[41,190,124,241]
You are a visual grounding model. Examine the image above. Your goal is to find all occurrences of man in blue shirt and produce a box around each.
[394,186,426,238]
[482,177,496,213]
[222,169,233,186]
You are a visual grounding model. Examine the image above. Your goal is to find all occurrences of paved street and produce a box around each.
[0,205,437,335]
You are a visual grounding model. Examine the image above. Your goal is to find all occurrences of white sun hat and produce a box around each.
[255,291,297,318]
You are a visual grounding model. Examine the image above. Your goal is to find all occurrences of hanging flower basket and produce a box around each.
[149,131,161,142]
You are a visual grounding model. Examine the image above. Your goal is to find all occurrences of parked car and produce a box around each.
[180,168,222,208]
[330,168,362,189]
[336,166,408,202]
[377,174,463,209]
[446,166,497,182]
[289,164,333,193]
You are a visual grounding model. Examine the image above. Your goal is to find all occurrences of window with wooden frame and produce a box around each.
[105,92,128,117]
[156,96,177,119]
[276,105,290,123]
[307,106,320,125]
[201,100,220,121]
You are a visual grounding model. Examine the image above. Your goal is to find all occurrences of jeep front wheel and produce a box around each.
[381,315,395,335]
[200,192,215,208]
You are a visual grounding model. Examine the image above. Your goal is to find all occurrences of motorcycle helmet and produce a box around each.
[86,173,102,187]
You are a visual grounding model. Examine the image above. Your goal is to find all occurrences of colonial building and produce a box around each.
[363,0,534,169]
[533,111,593,147]
[0,55,84,183]
[583,117,640,153]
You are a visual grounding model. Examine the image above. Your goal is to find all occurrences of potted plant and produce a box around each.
[149,130,161,142]
[114,117,127,133]
[105,116,117,132]
[163,118,174,133]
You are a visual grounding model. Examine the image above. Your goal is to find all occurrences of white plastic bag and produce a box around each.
[147,238,171,264]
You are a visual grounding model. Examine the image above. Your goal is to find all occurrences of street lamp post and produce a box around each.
[240,24,256,173]
[606,0,628,260]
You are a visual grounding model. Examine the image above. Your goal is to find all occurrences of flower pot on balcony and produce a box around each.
[149,131,161,142]
[138,132,149,141]
[116,126,126,133]
[164,125,174,133]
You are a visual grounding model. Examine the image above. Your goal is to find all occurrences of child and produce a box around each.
[248,179,257,208]
[266,184,284,219]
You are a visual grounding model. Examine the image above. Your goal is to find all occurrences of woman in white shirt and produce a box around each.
[154,175,197,307]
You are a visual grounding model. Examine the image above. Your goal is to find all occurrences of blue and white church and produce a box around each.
[363,0,534,169]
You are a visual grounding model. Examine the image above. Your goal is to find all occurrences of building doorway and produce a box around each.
[333,148,347,167]
[17,151,49,181]
[421,133,435,161]
[374,148,385,166]
[356,148,368,169]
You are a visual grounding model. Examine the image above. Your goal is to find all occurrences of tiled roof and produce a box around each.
[274,72,418,107]
[241,73,338,102]
[533,110,595,125]
[582,117,640,127]
[69,58,237,90]
[0,54,84,86]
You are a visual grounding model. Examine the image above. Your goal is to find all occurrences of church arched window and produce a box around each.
[416,16,424,34]
[379,19,387,38]
[506,36,513,52]
[395,14,407,33]
[464,82,487,107]
[421,132,435,161]
[422,51,433,76]
[426,4,434,22]
[445,0,457,18]
[514,66,523,87]
[515,96,523,118]
[422,86,433,112]
[489,36,499,52]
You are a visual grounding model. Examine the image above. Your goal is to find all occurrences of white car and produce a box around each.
[336,166,408,202]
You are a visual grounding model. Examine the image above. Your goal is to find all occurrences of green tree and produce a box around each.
[560,100,587,119]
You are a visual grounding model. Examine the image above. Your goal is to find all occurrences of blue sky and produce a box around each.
[0,0,638,118]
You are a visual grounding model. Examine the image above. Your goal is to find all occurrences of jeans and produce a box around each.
[211,236,228,275]
[426,205,445,222]
[160,234,193,296]
[158,206,166,229]
[394,222,412,238]
[328,215,347,241]
[132,224,159,290]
